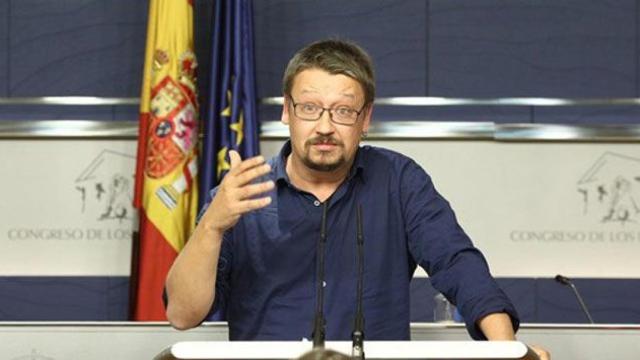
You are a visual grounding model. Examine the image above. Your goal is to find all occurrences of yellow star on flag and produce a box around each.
[230,110,244,146]
[217,147,231,179]
[220,90,232,117]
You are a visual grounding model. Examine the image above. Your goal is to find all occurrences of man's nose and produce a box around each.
[315,110,335,134]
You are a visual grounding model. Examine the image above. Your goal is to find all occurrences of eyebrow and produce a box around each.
[298,89,358,101]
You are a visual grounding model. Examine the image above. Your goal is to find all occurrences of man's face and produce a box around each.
[282,68,372,173]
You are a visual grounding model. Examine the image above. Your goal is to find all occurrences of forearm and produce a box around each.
[479,313,551,359]
[165,223,223,330]
[164,151,272,330]
[477,312,516,340]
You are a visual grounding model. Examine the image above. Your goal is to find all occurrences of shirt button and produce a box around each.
[313,200,321,207]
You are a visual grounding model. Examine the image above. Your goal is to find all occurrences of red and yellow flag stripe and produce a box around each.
[133,0,199,321]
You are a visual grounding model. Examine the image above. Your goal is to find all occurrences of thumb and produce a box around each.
[229,150,242,169]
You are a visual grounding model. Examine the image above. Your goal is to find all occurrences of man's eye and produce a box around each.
[301,104,317,113]
[335,107,354,116]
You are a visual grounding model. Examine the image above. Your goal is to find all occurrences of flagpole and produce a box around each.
[128,229,141,320]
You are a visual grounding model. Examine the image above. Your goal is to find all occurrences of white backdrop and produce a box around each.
[0,140,136,275]
[1,138,639,278]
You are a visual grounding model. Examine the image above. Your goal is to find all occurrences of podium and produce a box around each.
[154,341,538,360]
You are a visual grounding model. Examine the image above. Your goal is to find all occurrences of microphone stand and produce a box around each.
[312,201,329,349]
[555,274,595,324]
[351,205,365,360]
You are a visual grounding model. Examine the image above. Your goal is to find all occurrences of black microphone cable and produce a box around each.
[351,204,365,360]
[312,201,329,348]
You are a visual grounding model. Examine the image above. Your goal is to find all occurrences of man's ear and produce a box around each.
[281,96,290,125]
[361,103,373,133]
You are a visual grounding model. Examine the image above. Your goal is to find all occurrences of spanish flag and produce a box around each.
[132,0,199,321]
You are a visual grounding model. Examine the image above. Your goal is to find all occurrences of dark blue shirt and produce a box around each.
[202,141,518,340]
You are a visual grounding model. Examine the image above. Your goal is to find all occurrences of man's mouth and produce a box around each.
[310,138,339,151]
[314,143,336,151]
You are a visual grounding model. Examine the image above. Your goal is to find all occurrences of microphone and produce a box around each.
[351,205,365,360]
[312,201,329,349]
[554,274,594,324]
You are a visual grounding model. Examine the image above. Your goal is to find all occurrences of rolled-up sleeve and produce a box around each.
[198,187,233,321]
[206,231,232,320]
[401,160,519,340]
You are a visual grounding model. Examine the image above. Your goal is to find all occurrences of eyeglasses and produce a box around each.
[289,97,366,125]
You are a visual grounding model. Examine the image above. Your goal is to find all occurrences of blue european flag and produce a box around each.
[200,0,260,211]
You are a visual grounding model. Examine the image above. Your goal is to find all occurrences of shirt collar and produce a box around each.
[273,141,291,184]
[274,140,366,185]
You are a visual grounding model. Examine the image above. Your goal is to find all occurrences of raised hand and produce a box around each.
[200,150,274,234]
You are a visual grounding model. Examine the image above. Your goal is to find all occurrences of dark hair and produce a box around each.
[283,39,376,105]
[295,348,352,360]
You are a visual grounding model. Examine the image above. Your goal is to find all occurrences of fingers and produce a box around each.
[530,345,550,360]
[206,178,273,233]
[229,150,242,169]
[225,154,271,187]
[206,152,273,233]
[238,180,275,200]
[229,152,263,174]
[237,196,272,213]
[234,163,272,187]
[217,181,273,222]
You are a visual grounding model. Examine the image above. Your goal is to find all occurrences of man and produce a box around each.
[165,39,548,358]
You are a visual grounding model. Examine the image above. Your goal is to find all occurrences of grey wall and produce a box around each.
[1,0,640,123]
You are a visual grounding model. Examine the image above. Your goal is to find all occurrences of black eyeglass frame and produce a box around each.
[288,96,368,126]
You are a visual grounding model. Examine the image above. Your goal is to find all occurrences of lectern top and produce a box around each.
[161,340,529,360]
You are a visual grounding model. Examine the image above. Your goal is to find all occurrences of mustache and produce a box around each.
[306,135,342,146]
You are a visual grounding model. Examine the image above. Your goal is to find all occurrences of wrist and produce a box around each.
[478,313,516,341]
[193,221,226,248]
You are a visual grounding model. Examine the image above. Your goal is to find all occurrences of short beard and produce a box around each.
[301,135,346,172]
[301,153,346,172]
